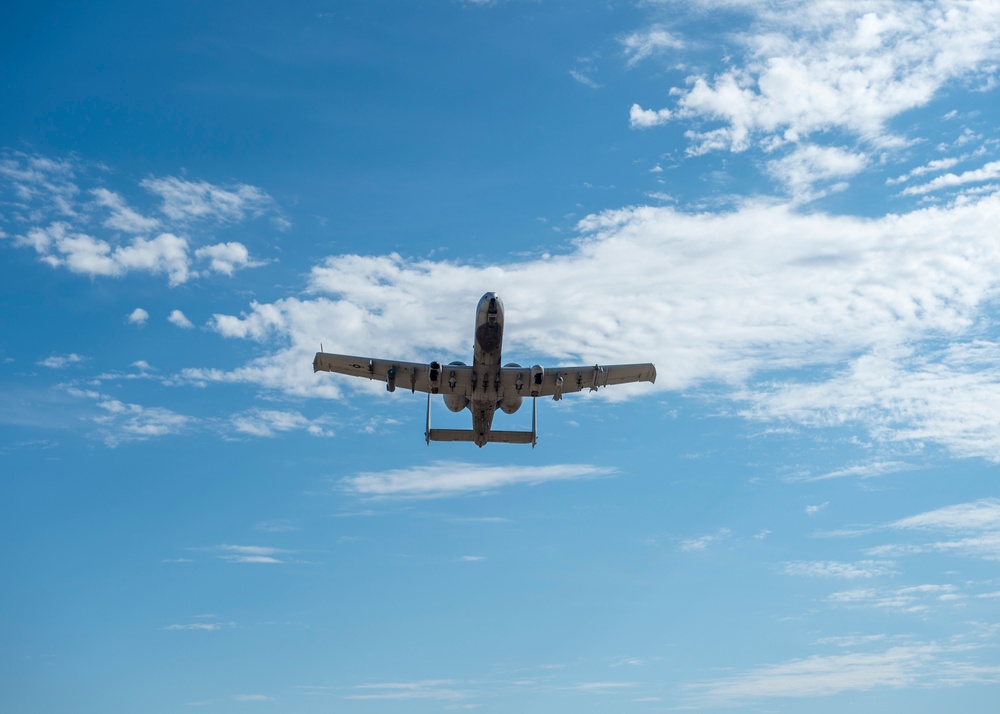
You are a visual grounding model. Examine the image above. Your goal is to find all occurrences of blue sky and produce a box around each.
[4,1,1000,711]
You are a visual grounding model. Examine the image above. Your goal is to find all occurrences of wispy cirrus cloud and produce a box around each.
[340,461,615,498]
[682,642,999,706]
[864,498,1000,561]
[827,583,961,613]
[678,528,730,552]
[63,386,191,446]
[163,621,238,631]
[37,353,85,369]
[784,559,897,579]
[344,680,470,701]
[209,544,293,564]
[620,25,684,67]
[902,160,1000,196]
[229,408,333,438]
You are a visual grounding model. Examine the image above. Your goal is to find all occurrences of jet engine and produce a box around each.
[497,395,522,414]
[444,394,469,412]
[443,361,469,412]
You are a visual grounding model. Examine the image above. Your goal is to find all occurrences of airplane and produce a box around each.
[313,292,656,447]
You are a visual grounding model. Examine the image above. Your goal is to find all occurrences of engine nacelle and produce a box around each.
[497,395,522,414]
[444,394,469,412]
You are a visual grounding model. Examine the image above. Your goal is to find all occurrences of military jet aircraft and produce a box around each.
[313,292,656,447]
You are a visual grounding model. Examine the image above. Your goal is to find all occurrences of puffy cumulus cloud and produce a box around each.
[0,153,273,285]
[636,1,1000,154]
[126,307,149,326]
[14,221,193,285]
[167,309,195,329]
[629,103,672,128]
[194,241,262,275]
[340,461,616,498]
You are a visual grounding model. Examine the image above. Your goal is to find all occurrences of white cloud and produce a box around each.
[828,583,960,612]
[91,188,160,233]
[341,461,615,498]
[16,222,192,284]
[887,156,963,185]
[685,644,958,705]
[345,680,469,701]
[621,25,684,67]
[211,544,291,564]
[194,241,261,275]
[865,498,1000,561]
[903,160,1000,195]
[805,502,829,515]
[92,397,191,446]
[629,103,672,128]
[231,694,273,702]
[891,498,1000,532]
[187,191,1000,462]
[126,308,149,326]
[1,154,270,285]
[569,69,601,89]
[679,528,730,552]
[164,622,237,631]
[742,344,1000,462]
[641,1,1000,153]
[783,559,897,578]
[37,353,85,369]
[168,309,195,329]
[140,176,273,223]
[230,408,333,438]
[802,461,912,482]
[766,144,867,201]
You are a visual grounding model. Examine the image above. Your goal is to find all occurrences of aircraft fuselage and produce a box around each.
[471,291,504,446]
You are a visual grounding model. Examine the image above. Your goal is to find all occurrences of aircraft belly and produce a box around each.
[471,398,497,447]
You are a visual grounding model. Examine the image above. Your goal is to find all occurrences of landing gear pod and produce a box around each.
[386,366,396,392]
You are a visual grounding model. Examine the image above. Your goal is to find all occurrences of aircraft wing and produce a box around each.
[313,352,474,395]
[499,362,656,400]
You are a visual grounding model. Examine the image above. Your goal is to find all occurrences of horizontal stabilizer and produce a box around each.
[426,428,535,445]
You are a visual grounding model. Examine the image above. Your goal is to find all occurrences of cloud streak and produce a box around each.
[340,461,616,498]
